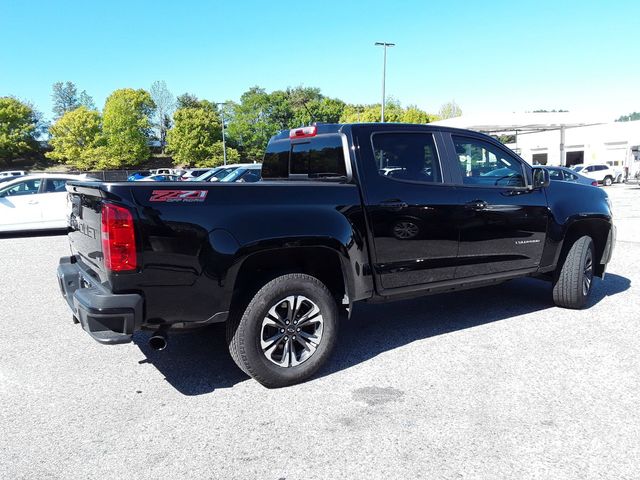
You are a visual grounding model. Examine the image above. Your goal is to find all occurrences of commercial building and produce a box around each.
[432,112,640,177]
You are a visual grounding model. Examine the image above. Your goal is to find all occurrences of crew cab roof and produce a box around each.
[268,122,498,141]
[263,122,501,181]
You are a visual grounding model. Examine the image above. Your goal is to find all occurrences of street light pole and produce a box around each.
[374,42,395,122]
[216,102,228,165]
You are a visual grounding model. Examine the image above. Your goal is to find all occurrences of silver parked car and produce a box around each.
[193,164,256,182]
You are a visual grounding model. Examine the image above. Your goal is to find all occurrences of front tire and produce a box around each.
[226,274,338,388]
[603,176,613,186]
[552,236,595,309]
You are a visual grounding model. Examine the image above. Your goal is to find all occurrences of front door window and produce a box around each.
[453,137,525,187]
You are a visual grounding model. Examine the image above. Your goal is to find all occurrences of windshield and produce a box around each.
[195,166,238,181]
[220,168,248,182]
[220,167,261,183]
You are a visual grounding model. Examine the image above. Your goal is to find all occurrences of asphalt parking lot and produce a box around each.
[1,184,639,479]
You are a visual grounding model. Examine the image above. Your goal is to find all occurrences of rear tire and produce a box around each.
[226,273,338,388]
[603,176,613,186]
[552,236,595,309]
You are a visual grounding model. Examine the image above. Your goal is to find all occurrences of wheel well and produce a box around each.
[561,219,611,276]
[231,247,346,309]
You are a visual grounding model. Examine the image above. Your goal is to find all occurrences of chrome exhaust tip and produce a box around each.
[149,330,168,351]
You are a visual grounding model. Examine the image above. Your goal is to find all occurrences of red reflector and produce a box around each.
[101,203,137,272]
[289,125,317,139]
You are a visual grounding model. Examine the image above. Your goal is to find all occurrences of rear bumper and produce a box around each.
[57,256,143,345]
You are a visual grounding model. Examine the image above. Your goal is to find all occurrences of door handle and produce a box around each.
[464,200,488,211]
[28,200,39,205]
[380,199,408,209]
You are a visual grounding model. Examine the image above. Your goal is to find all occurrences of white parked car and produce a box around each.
[180,168,214,181]
[0,174,93,232]
[571,164,619,186]
[150,168,178,176]
[0,170,26,177]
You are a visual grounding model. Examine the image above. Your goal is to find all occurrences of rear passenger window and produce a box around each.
[548,169,563,180]
[0,179,41,196]
[262,140,289,178]
[290,135,346,177]
[371,133,441,183]
[44,178,68,193]
[239,170,261,183]
[453,136,525,187]
[262,135,347,179]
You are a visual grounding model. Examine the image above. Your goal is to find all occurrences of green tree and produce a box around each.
[193,141,240,168]
[616,112,640,122]
[47,107,104,169]
[167,101,239,167]
[341,103,386,122]
[438,100,462,119]
[285,86,320,126]
[226,86,282,162]
[225,86,346,161]
[0,97,39,166]
[293,96,345,125]
[176,93,201,109]
[496,134,516,144]
[150,80,175,152]
[52,81,78,119]
[99,88,155,168]
[340,100,433,124]
[339,104,368,122]
[402,105,434,124]
[52,81,95,119]
[78,90,96,110]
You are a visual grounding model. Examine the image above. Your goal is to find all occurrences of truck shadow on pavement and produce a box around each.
[134,273,629,396]
[319,273,630,380]
[133,323,244,396]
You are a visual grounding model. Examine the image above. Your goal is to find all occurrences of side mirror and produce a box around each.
[531,167,550,189]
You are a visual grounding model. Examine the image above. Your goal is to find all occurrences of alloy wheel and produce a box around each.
[583,249,593,296]
[260,295,324,367]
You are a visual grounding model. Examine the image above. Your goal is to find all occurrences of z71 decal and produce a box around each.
[149,190,208,203]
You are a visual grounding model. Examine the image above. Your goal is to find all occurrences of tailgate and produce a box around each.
[66,182,108,278]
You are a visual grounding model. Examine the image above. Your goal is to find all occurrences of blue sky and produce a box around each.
[1,0,639,121]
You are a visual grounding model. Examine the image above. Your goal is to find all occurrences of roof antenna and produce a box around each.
[300,99,314,126]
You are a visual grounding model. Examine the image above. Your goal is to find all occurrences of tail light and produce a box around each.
[101,203,137,272]
[289,125,317,139]
[591,181,598,186]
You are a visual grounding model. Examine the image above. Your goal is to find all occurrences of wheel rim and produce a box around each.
[260,295,324,368]
[583,250,594,296]
[393,221,419,239]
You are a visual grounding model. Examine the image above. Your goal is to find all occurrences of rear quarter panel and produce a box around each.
[106,182,372,323]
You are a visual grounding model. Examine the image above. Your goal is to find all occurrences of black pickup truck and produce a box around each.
[57,123,615,387]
